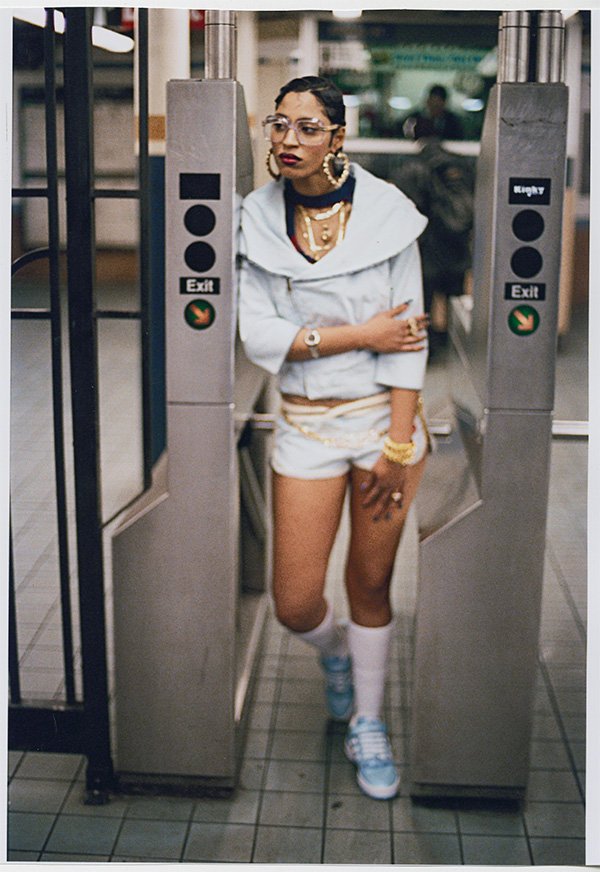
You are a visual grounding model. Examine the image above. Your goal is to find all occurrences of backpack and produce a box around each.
[426,150,474,238]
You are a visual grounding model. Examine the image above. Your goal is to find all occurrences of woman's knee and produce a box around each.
[272,584,326,633]
[346,563,392,608]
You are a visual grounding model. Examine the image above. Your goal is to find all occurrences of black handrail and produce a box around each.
[137,8,153,490]
[8,527,21,705]
[45,6,76,706]
[63,7,114,800]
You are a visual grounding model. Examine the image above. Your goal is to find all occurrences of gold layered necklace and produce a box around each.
[296,201,349,260]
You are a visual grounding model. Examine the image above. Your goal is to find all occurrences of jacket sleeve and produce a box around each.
[374,241,428,390]
[238,257,302,375]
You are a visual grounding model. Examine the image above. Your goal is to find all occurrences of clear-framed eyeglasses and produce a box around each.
[262,115,340,146]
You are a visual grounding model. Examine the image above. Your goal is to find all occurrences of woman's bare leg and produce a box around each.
[346,456,427,626]
[271,470,348,633]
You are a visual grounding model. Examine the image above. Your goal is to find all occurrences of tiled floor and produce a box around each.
[8,289,587,863]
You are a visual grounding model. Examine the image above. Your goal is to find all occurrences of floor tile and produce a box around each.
[523,800,585,838]
[528,739,572,770]
[264,759,325,794]
[529,836,586,865]
[237,758,267,792]
[461,833,532,865]
[183,821,255,863]
[8,751,24,779]
[7,850,41,861]
[275,702,326,732]
[15,752,84,782]
[393,831,463,864]
[457,804,525,836]
[526,768,583,803]
[192,789,260,824]
[326,792,391,831]
[259,790,324,828]
[113,817,188,860]
[392,797,458,833]
[40,852,111,861]
[323,826,392,864]
[43,813,121,855]
[124,794,195,821]
[7,811,56,852]
[242,729,270,760]
[253,823,322,863]
[269,728,328,762]
[8,778,71,814]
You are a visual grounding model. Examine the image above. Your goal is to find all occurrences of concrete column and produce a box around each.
[135,9,190,461]
[237,11,259,188]
[298,13,319,76]
[558,13,583,335]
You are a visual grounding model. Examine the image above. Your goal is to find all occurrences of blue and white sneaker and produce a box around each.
[320,654,354,721]
[344,716,400,799]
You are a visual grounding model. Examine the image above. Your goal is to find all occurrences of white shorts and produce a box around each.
[271,394,429,480]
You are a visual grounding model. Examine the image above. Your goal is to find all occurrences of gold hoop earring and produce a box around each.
[266,146,281,181]
[323,150,350,189]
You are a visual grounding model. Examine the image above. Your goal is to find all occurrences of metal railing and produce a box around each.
[9,7,152,801]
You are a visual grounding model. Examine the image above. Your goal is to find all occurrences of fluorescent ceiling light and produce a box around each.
[332,10,362,19]
[388,97,412,111]
[13,9,134,53]
[91,25,134,53]
[14,8,64,31]
[462,98,484,112]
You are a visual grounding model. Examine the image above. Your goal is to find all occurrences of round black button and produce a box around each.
[511,246,542,279]
[184,205,216,237]
[185,241,216,273]
[512,209,545,242]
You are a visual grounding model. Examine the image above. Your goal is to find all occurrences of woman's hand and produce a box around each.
[360,455,409,521]
[361,303,428,354]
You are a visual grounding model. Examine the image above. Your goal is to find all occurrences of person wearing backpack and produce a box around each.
[391,116,475,354]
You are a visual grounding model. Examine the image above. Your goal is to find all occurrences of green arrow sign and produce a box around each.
[184,299,215,330]
[508,305,540,336]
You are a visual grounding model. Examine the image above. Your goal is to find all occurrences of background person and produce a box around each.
[402,83,464,141]
[238,76,429,800]
[392,115,474,352]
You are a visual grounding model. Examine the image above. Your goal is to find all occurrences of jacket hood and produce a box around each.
[239,162,427,280]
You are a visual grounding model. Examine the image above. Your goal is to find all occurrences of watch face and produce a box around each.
[306,330,320,346]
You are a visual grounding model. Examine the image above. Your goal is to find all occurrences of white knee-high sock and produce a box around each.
[292,601,348,659]
[348,619,394,720]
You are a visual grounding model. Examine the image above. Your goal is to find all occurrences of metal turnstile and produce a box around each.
[111,14,270,792]
[412,12,568,800]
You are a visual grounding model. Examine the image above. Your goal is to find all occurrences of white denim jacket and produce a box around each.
[238,163,428,401]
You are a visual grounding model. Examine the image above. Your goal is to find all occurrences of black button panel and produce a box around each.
[511,246,543,279]
[512,209,545,243]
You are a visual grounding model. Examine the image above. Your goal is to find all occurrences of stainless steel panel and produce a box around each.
[112,79,269,789]
[413,411,551,794]
[412,77,567,798]
[166,79,239,405]
[113,404,238,781]
[470,83,568,412]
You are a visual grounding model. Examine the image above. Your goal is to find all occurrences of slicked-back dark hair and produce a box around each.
[275,76,346,127]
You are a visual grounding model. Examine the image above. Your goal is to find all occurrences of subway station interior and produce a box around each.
[8,7,590,865]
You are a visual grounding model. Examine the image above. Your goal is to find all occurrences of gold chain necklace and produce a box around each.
[297,202,348,258]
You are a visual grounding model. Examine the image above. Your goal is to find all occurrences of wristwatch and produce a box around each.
[305,329,321,359]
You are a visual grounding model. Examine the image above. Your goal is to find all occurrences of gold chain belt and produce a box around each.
[280,392,430,451]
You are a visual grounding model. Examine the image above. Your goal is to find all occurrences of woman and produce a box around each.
[238,76,429,800]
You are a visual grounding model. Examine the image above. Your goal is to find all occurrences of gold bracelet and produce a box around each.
[382,435,416,466]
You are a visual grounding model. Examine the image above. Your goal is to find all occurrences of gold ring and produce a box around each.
[391,491,403,503]
[408,317,419,337]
